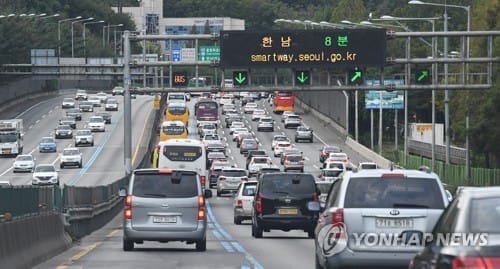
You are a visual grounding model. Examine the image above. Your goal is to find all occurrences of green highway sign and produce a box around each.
[295,70,310,85]
[198,46,220,61]
[416,69,431,84]
[233,71,248,86]
[348,69,364,85]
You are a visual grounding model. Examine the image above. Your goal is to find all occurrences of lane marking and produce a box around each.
[132,108,154,165]
[71,242,101,261]
[106,229,120,238]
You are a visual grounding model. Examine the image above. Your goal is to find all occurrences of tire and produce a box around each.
[234,215,242,225]
[310,138,314,143]
[301,168,304,173]
[60,164,64,169]
[78,162,82,168]
[123,239,134,251]
[308,230,315,239]
[295,138,298,142]
[315,251,323,269]
[196,238,206,251]
[252,221,263,238]
[217,190,221,197]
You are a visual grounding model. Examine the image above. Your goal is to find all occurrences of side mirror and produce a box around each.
[307,201,321,212]
[204,189,213,198]
[118,188,127,197]
[445,190,453,202]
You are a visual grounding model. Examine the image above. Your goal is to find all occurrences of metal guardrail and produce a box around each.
[408,139,467,165]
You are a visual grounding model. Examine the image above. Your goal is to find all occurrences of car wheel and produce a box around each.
[295,138,298,142]
[234,215,242,225]
[78,162,82,168]
[60,164,64,169]
[308,230,315,239]
[196,238,206,251]
[301,168,304,173]
[91,142,94,146]
[315,251,324,269]
[217,190,221,197]
[252,221,263,238]
[310,138,314,143]
[123,239,134,251]
[13,170,17,173]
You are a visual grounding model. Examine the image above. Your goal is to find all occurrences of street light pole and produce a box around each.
[408,0,472,166]
[71,17,93,58]
[58,16,82,59]
[83,20,105,58]
[103,24,124,48]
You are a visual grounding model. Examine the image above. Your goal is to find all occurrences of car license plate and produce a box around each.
[375,218,413,228]
[278,208,298,215]
[153,216,177,223]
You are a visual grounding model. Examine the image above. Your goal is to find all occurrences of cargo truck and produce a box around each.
[0,119,24,156]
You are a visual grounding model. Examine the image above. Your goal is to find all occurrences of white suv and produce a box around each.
[314,169,450,269]
[74,129,94,147]
[88,116,105,132]
[60,147,83,168]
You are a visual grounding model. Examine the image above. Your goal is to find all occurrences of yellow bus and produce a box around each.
[165,102,189,126]
[159,120,188,142]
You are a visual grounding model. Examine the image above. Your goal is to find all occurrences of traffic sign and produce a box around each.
[295,70,310,85]
[348,69,364,85]
[233,71,248,86]
[199,46,220,61]
[220,29,386,68]
[173,72,188,86]
[172,49,181,62]
[416,69,431,84]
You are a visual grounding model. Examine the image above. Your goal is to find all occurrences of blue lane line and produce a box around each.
[206,201,265,269]
[221,241,236,253]
[67,110,125,185]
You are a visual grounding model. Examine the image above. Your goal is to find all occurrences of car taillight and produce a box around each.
[198,195,206,220]
[237,199,243,208]
[452,257,500,269]
[284,160,289,165]
[332,208,344,224]
[300,160,304,165]
[200,175,206,186]
[124,195,132,219]
[313,192,319,201]
[381,173,405,179]
[255,192,262,213]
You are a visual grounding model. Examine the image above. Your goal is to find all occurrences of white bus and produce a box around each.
[156,138,207,187]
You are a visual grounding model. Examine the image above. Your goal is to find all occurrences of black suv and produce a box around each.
[251,172,321,238]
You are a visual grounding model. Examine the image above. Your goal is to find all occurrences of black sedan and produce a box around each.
[409,186,500,269]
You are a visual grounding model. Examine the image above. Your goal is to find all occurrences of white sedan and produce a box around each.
[243,103,258,114]
[273,141,293,157]
[251,109,267,121]
[13,154,36,173]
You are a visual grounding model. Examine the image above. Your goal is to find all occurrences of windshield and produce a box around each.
[40,138,54,143]
[77,130,91,135]
[58,125,71,130]
[286,155,303,162]
[253,158,270,164]
[35,165,55,172]
[168,105,187,115]
[90,117,103,123]
[16,155,33,161]
[63,149,79,156]
[0,134,17,143]
[261,174,315,195]
[162,125,185,135]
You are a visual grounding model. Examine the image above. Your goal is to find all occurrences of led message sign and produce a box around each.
[220,29,386,68]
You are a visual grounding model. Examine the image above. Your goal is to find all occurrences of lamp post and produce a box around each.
[83,20,104,58]
[58,16,82,58]
[40,14,60,20]
[71,17,93,57]
[369,15,440,169]
[409,0,471,166]
[102,24,123,47]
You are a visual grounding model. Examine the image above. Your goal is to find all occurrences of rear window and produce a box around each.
[132,172,197,198]
[222,170,247,177]
[261,174,316,195]
[344,178,445,209]
[253,158,269,164]
[470,197,500,233]
[243,184,257,196]
[163,146,202,161]
[286,155,303,162]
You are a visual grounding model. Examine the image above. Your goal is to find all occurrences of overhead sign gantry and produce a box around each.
[220,29,387,68]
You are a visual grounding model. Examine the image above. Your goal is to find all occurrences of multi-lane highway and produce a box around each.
[0,92,153,187]
[15,92,372,269]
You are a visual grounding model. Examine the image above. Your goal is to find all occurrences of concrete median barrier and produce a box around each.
[0,213,72,269]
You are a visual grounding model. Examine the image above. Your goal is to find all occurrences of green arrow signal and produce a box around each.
[417,70,429,81]
[350,71,362,82]
[234,72,246,84]
[296,71,308,84]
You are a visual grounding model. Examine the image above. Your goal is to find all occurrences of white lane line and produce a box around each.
[313,165,320,170]
[313,132,328,146]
